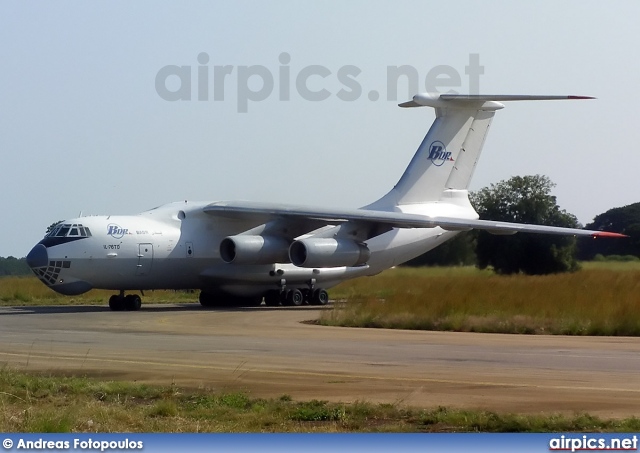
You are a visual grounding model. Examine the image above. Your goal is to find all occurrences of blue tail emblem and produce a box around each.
[427,141,453,167]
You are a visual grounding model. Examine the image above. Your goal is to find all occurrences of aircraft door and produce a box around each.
[136,243,154,276]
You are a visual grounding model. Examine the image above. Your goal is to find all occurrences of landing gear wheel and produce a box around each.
[264,291,281,307]
[199,291,216,308]
[310,289,329,306]
[108,295,126,311]
[125,294,142,311]
[285,289,304,306]
[240,296,263,307]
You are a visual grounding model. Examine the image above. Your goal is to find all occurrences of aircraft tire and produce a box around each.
[310,289,329,306]
[264,290,281,307]
[108,295,126,311]
[285,289,304,306]
[125,294,142,311]
[199,291,216,307]
[240,296,263,307]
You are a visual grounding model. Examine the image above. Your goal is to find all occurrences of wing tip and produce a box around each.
[590,231,628,238]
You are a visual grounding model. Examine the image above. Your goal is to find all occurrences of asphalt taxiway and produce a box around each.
[0,304,638,418]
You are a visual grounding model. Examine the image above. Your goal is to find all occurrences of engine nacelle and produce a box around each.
[220,235,290,265]
[289,238,371,268]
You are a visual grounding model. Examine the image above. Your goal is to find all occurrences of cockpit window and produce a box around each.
[46,223,92,238]
[57,225,71,237]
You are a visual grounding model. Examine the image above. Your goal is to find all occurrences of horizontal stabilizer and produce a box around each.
[399,93,595,109]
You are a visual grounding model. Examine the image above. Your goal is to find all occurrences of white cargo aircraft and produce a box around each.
[26,94,625,311]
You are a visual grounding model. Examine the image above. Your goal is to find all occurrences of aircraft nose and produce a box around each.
[26,244,48,268]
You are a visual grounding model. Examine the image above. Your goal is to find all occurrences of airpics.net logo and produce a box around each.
[155,53,484,113]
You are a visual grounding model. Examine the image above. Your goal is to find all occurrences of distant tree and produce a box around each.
[470,175,580,275]
[45,221,64,235]
[404,231,476,266]
[578,202,640,260]
[0,256,31,276]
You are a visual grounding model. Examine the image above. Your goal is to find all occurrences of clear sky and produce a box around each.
[1,1,638,258]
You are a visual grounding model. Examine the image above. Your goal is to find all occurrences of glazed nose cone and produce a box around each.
[26,244,48,269]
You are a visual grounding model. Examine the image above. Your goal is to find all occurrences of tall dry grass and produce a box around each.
[323,264,640,335]
[0,276,196,306]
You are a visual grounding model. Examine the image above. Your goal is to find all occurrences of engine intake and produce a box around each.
[289,238,370,268]
[220,235,290,264]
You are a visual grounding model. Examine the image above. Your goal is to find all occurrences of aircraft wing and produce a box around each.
[203,201,626,238]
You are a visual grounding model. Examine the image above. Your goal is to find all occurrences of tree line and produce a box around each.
[406,174,640,274]
[0,256,30,276]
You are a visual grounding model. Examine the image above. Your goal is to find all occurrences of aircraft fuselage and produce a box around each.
[27,201,457,299]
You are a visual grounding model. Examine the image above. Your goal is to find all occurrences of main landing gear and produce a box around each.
[263,288,329,307]
[108,290,142,311]
[263,278,329,307]
[198,286,329,309]
[199,291,263,308]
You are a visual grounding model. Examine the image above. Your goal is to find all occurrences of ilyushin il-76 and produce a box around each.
[26,93,624,311]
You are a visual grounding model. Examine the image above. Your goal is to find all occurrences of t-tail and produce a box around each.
[369,93,594,210]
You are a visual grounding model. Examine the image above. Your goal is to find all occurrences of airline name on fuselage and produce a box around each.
[107,224,132,239]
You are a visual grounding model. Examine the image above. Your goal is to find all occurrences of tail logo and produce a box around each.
[427,141,454,167]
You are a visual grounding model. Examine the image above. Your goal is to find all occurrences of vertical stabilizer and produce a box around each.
[368,94,502,208]
[369,93,593,209]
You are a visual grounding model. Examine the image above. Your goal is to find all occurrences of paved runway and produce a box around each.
[0,304,639,418]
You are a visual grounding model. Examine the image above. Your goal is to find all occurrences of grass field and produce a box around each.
[321,262,640,335]
[1,368,639,432]
[3,262,640,335]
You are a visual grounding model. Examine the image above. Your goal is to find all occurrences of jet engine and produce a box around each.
[289,238,370,268]
[220,235,290,264]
